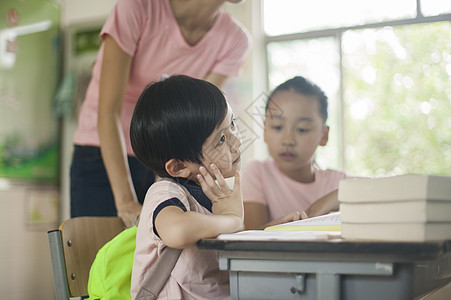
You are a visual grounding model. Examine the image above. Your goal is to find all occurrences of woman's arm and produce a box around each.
[98,35,141,227]
[204,72,228,88]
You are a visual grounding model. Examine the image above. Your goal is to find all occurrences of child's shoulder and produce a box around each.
[146,178,187,201]
[149,177,181,188]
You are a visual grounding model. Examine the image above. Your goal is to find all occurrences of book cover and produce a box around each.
[341,222,451,242]
[264,212,341,231]
[340,200,451,223]
[338,175,451,203]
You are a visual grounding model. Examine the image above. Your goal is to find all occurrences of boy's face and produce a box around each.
[187,105,242,181]
[264,89,329,178]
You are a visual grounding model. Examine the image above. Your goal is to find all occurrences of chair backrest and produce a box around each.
[48,217,125,299]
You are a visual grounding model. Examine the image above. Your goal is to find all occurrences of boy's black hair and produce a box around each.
[266,76,328,123]
[130,75,228,177]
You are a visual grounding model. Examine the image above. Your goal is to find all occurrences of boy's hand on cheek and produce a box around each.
[197,165,244,223]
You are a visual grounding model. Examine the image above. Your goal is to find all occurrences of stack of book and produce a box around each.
[339,175,451,242]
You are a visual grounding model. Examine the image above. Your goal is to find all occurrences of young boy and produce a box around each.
[129,75,243,299]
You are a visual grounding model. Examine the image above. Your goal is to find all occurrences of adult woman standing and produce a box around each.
[70,0,251,227]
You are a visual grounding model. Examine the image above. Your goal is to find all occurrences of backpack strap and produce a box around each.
[135,247,181,300]
[135,178,197,300]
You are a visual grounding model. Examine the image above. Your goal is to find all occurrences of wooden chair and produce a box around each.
[48,217,125,299]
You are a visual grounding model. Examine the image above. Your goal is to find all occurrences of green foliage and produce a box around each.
[343,22,451,176]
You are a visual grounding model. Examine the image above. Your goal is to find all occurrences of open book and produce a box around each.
[264,212,341,231]
[216,212,342,241]
[216,230,341,241]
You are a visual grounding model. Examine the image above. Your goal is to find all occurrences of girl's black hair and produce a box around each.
[266,76,328,123]
[130,75,228,177]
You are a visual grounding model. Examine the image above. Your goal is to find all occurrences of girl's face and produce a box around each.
[264,89,329,178]
[187,105,242,181]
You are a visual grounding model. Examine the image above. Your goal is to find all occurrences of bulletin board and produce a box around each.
[0,0,61,182]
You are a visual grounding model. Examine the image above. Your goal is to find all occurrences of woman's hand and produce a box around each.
[197,164,244,226]
[116,201,142,227]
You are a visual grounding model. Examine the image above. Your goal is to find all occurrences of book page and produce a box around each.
[284,212,341,226]
[264,212,341,231]
[217,230,341,241]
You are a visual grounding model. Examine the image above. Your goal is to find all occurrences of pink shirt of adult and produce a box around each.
[74,0,251,155]
[242,158,347,221]
[131,180,230,300]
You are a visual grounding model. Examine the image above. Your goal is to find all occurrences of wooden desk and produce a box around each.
[198,238,451,300]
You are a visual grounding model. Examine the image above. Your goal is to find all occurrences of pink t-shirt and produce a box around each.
[242,158,347,221]
[131,180,229,300]
[74,0,251,155]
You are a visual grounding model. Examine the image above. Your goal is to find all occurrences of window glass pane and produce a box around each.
[267,38,342,169]
[263,0,416,36]
[421,0,451,16]
[342,22,451,176]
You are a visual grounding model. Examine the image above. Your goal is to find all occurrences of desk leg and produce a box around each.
[229,271,239,300]
[317,273,340,300]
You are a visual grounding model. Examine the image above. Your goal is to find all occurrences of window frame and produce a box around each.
[263,0,451,170]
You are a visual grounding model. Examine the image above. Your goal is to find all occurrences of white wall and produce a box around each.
[61,0,117,26]
[226,0,268,160]
[0,185,57,300]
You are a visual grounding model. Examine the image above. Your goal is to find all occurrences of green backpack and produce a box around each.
[87,226,137,300]
[87,180,194,300]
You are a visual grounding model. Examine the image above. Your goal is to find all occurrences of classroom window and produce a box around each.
[264,0,451,176]
[420,0,451,17]
[263,0,416,36]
